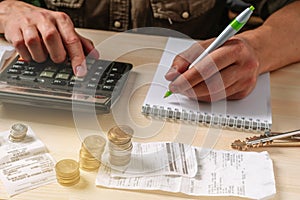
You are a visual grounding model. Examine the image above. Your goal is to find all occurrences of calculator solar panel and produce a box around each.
[0,56,132,112]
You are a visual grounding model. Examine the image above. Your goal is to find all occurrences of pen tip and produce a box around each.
[249,5,255,11]
[163,91,172,98]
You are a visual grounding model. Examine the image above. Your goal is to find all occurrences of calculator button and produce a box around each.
[96,65,106,71]
[12,64,25,70]
[105,79,117,85]
[36,78,45,83]
[23,70,37,76]
[55,73,70,80]
[70,75,85,82]
[92,76,104,85]
[27,66,40,72]
[90,77,99,83]
[68,81,81,87]
[15,60,27,66]
[87,83,98,89]
[111,63,125,73]
[7,69,21,74]
[52,79,66,85]
[108,72,121,79]
[94,71,105,77]
[40,71,55,78]
[102,85,114,91]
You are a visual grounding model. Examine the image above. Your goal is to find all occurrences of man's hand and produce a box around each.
[0,1,99,77]
[165,36,260,102]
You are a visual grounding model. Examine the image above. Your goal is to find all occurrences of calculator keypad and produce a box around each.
[1,56,132,101]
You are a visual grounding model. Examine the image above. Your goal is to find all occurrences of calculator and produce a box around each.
[0,56,132,113]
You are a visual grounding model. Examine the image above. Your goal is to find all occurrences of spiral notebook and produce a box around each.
[142,37,272,131]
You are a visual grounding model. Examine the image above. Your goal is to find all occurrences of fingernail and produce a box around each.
[76,66,87,77]
[165,66,180,79]
[168,66,179,74]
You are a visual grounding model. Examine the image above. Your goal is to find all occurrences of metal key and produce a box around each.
[231,129,300,151]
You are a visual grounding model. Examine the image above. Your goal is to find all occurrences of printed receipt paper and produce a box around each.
[0,127,56,198]
[96,142,276,199]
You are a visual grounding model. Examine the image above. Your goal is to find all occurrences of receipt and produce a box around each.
[103,142,197,177]
[96,142,276,200]
[0,153,55,195]
[0,127,46,164]
[0,126,56,197]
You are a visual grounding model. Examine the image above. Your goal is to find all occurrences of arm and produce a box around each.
[240,1,300,73]
[0,0,99,77]
[165,1,300,102]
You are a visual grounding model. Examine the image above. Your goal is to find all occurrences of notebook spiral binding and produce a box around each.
[141,104,271,132]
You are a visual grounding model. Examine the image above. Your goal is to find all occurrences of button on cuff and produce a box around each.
[114,21,121,28]
[181,11,190,19]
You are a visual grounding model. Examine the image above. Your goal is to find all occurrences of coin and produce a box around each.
[79,159,101,171]
[109,156,131,166]
[55,159,80,186]
[83,135,106,151]
[79,135,106,171]
[108,142,133,151]
[80,145,104,160]
[107,125,133,145]
[107,125,134,166]
[9,123,28,142]
[56,175,80,186]
[55,159,79,177]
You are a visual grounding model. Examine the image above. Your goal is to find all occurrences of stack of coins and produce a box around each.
[79,135,106,171]
[9,123,28,142]
[55,159,80,186]
[107,125,133,166]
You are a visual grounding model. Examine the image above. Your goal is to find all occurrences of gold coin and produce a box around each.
[79,156,100,164]
[55,159,79,177]
[80,147,104,159]
[83,144,105,152]
[83,135,106,150]
[109,142,133,151]
[79,157,101,170]
[57,176,80,186]
[56,171,80,181]
[107,125,133,144]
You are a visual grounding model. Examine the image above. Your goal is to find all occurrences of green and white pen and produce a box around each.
[164,5,255,98]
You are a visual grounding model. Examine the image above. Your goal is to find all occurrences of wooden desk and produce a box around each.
[0,28,300,200]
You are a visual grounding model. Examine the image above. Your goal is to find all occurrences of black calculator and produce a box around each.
[0,56,132,113]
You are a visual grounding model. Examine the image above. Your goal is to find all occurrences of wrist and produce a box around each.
[237,27,274,74]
